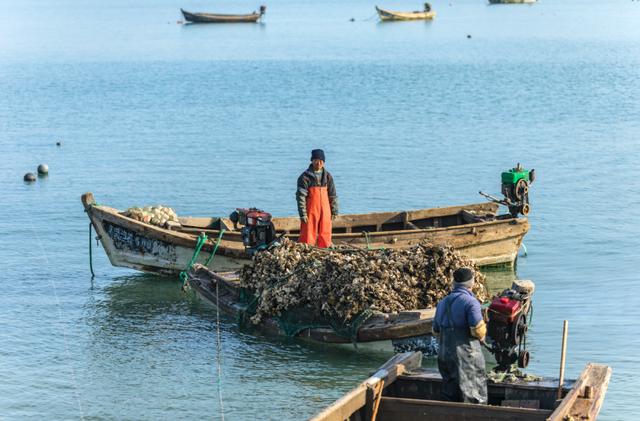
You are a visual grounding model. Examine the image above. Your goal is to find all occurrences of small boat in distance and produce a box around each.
[180,5,266,23]
[376,3,436,21]
[489,0,536,3]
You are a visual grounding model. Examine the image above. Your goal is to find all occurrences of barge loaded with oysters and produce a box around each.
[187,237,537,362]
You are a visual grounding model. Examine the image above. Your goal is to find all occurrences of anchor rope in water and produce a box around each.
[85,203,225,417]
[29,221,86,420]
[89,223,95,278]
[215,275,225,421]
[178,229,226,418]
[361,11,378,21]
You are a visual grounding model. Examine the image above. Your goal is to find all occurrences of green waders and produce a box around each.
[437,295,488,404]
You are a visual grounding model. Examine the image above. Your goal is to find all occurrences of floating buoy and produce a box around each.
[467,34,472,39]
[37,164,49,175]
[24,173,36,182]
[350,17,355,21]
[56,141,62,146]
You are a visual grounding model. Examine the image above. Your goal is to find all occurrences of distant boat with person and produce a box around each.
[180,5,266,23]
[376,3,436,21]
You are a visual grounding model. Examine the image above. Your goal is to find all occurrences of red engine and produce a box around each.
[487,280,535,371]
[489,296,522,323]
[237,208,272,227]
[229,208,276,253]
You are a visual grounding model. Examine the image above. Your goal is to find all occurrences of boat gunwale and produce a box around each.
[83,192,524,240]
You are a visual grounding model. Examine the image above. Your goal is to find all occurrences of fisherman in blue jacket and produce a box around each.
[432,267,488,404]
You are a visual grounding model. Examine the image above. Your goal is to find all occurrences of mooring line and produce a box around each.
[28,221,86,420]
[88,223,96,278]
[215,279,225,421]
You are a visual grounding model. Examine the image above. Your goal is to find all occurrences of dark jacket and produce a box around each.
[296,165,338,218]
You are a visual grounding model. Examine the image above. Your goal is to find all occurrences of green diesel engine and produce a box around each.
[481,163,535,217]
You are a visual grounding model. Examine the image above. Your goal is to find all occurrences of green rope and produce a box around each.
[362,231,385,251]
[89,223,95,278]
[180,232,208,288]
[363,231,372,250]
[204,229,226,267]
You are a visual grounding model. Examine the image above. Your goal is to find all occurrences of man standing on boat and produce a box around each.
[296,149,338,248]
[432,267,488,404]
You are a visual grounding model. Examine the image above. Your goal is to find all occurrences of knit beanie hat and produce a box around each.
[311,149,325,161]
[453,267,475,289]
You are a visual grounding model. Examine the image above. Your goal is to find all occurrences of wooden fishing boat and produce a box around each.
[311,352,612,421]
[81,192,528,275]
[489,0,536,4]
[187,264,436,345]
[180,6,266,23]
[375,5,436,21]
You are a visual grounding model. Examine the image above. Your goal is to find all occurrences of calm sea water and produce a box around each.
[1,0,639,419]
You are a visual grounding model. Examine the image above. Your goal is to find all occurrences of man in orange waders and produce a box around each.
[296,149,338,248]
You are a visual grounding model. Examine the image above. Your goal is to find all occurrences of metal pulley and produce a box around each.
[518,350,530,368]
[515,178,529,200]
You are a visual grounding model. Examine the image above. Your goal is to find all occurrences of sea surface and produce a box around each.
[1,0,639,419]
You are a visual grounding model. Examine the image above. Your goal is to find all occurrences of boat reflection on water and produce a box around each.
[483,266,519,295]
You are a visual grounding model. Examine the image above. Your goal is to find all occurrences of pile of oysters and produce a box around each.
[123,206,179,228]
[240,239,488,325]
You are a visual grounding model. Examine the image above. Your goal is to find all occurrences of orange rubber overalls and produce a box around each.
[299,186,332,248]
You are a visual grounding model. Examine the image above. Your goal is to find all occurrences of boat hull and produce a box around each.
[376,6,436,21]
[81,192,528,275]
[181,9,262,23]
[187,265,437,344]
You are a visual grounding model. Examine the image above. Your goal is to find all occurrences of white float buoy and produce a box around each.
[37,164,49,175]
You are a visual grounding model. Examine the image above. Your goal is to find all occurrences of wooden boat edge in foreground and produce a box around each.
[310,352,612,421]
[310,352,423,421]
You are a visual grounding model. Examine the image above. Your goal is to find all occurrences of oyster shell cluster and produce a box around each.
[123,206,179,228]
[240,239,488,325]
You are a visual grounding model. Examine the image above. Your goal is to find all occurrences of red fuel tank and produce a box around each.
[489,296,521,323]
